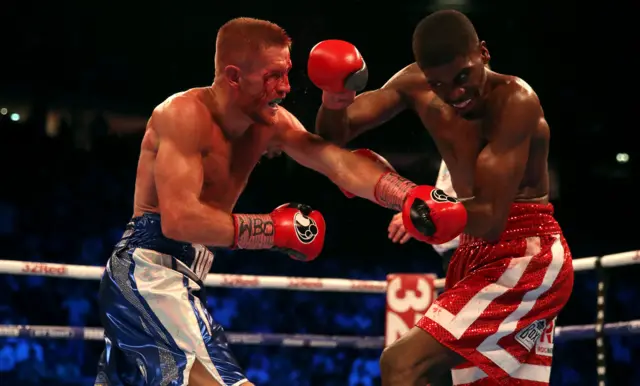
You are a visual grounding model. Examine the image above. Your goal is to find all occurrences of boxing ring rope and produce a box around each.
[1,249,639,349]
[2,321,640,348]
[2,250,639,292]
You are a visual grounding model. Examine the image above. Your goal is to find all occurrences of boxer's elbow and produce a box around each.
[160,199,196,240]
[481,227,502,242]
[315,108,351,145]
[161,208,186,240]
[462,201,497,239]
[314,120,332,139]
[465,205,510,241]
[316,126,348,146]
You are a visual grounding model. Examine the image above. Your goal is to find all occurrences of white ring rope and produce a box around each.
[1,250,638,292]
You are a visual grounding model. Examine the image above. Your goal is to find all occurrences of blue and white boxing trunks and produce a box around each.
[94,213,247,386]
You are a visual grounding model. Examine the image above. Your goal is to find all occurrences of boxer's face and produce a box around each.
[423,42,490,116]
[237,46,291,125]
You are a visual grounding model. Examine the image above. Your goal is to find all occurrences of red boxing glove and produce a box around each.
[270,203,326,261]
[308,40,368,93]
[340,149,396,198]
[233,203,326,261]
[401,186,467,244]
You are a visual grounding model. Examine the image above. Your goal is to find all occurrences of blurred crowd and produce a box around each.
[0,114,639,386]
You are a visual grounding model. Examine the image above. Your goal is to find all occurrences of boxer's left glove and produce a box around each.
[233,203,326,261]
[401,186,467,245]
[340,149,396,198]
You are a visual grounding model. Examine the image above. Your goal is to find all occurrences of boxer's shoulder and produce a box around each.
[383,63,430,98]
[150,91,215,149]
[239,107,301,155]
[153,92,210,128]
[272,106,306,135]
[382,63,439,115]
[485,75,543,133]
[487,74,541,113]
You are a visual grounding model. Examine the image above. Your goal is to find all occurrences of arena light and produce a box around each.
[616,153,629,163]
[10,113,20,122]
[0,108,7,115]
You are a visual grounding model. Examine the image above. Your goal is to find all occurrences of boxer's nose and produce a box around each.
[449,87,466,102]
[277,74,291,94]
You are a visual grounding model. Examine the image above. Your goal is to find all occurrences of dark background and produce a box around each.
[0,0,638,385]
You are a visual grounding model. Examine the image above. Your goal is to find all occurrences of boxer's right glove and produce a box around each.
[372,173,467,245]
[232,203,326,261]
[308,40,368,109]
[340,149,397,198]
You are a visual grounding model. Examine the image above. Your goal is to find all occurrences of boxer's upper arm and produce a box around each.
[317,64,421,145]
[276,109,388,202]
[465,90,541,239]
[345,64,420,137]
[275,109,335,176]
[153,98,207,224]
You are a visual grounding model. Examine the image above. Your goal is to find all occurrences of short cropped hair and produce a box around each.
[215,17,291,77]
[412,10,479,68]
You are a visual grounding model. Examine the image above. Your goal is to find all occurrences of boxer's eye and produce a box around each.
[454,68,471,84]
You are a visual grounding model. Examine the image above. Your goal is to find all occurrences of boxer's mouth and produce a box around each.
[451,99,472,109]
[268,98,283,107]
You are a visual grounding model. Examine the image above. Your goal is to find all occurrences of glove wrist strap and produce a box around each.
[374,172,417,211]
[232,214,275,249]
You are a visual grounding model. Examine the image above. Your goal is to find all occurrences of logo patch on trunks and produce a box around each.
[515,320,546,352]
[535,318,556,357]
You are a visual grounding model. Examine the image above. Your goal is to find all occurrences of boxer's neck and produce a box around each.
[209,83,253,139]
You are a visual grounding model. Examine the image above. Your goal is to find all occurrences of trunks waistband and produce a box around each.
[459,203,561,246]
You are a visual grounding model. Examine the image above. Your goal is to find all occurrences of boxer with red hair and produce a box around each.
[94,17,466,386]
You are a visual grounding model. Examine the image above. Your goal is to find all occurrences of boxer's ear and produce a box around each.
[479,41,491,64]
[224,65,241,89]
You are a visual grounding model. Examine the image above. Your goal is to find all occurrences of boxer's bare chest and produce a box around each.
[200,125,272,212]
[414,94,487,198]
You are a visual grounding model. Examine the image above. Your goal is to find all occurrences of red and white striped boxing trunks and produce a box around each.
[417,203,574,385]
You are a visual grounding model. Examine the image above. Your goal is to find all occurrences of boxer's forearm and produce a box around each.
[328,152,415,210]
[280,126,410,207]
[326,156,385,203]
[315,106,350,145]
[162,202,235,247]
